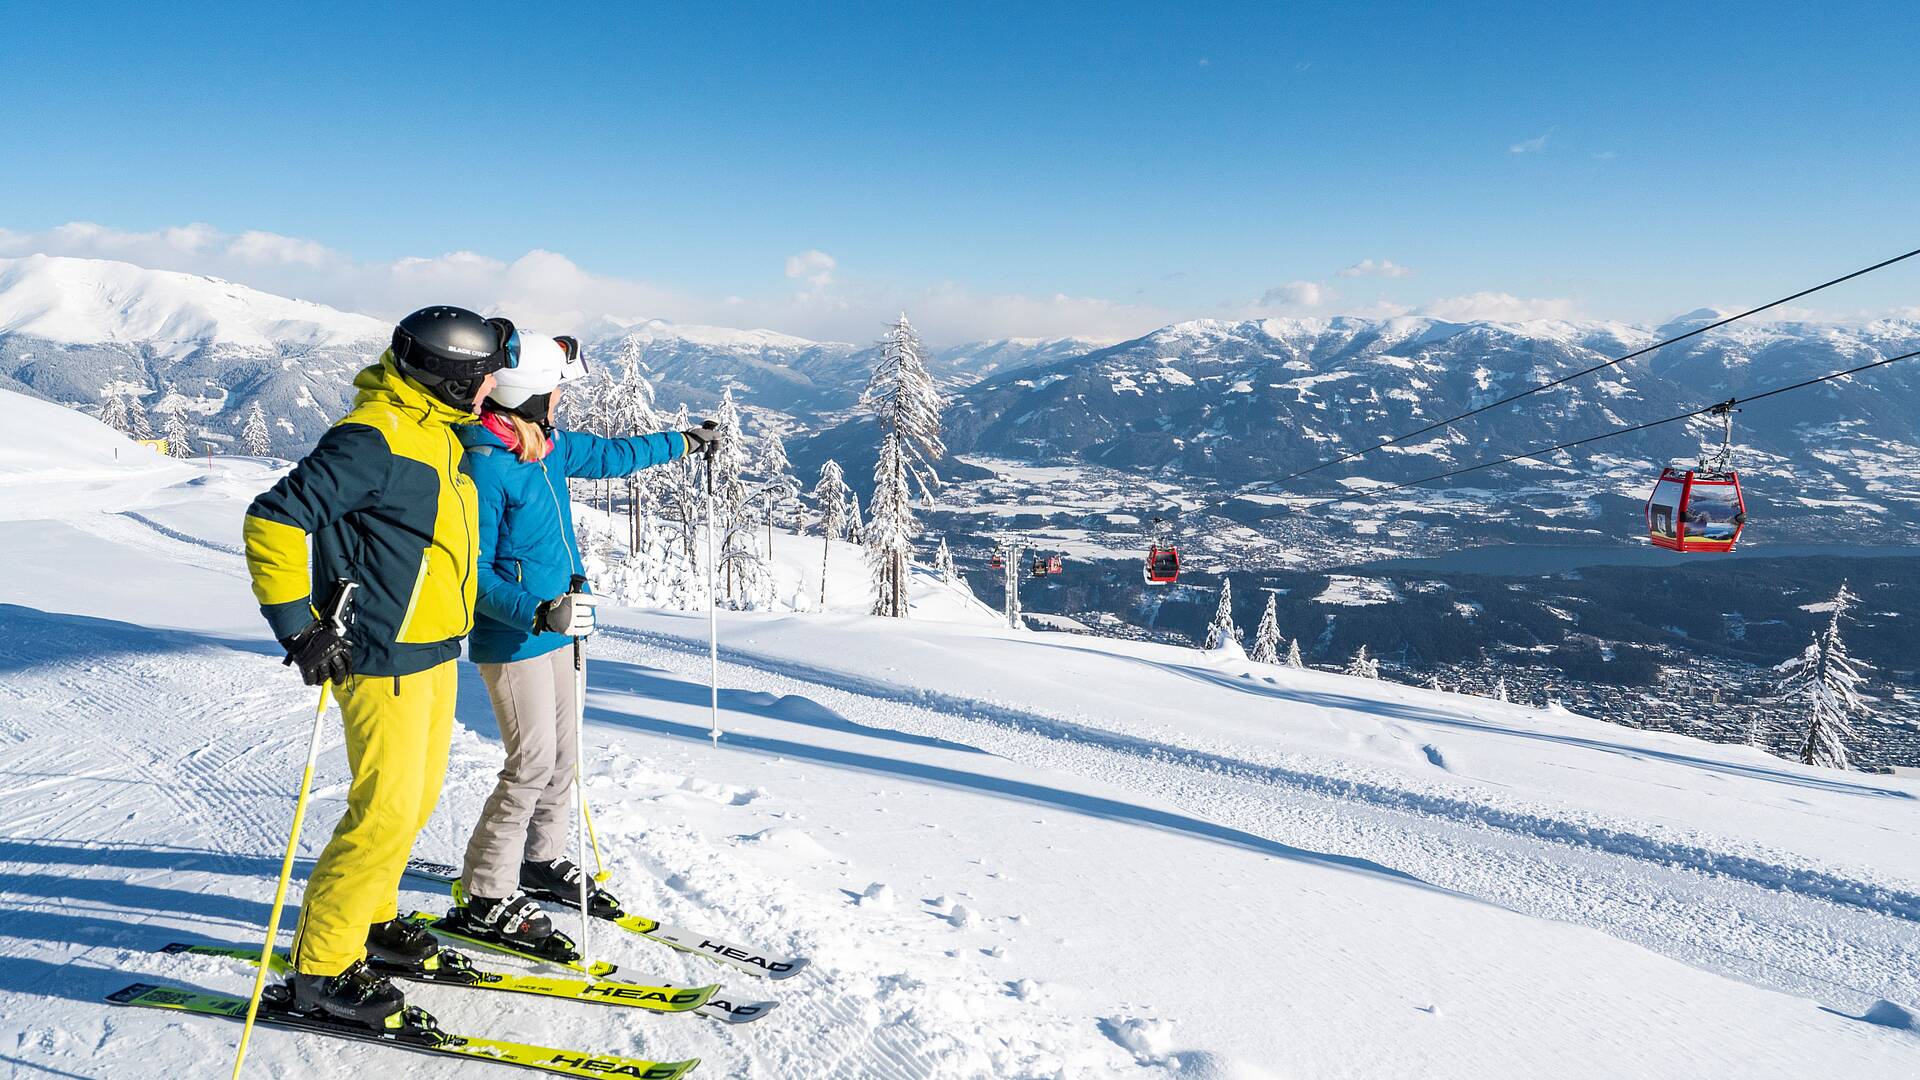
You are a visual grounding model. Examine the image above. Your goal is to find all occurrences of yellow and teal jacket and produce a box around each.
[243,353,482,677]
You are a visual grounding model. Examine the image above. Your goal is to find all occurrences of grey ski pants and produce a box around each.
[461,646,580,899]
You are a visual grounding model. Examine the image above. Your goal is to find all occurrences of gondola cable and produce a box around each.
[1359,346,1920,496]
[1259,245,1920,490]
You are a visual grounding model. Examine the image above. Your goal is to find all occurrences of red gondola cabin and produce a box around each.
[1144,545,1180,585]
[1645,467,1746,553]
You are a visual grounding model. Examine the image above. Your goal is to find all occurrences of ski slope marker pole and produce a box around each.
[569,573,592,974]
[701,421,721,747]
[232,579,355,1080]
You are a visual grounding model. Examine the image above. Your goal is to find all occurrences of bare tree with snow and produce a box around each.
[755,429,801,559]
[1250,593,1283,663]
[1001,536,1023,630]
[1774,582,1869,770]
[240,401,274,457]
[710,387,765,603]
[811,459,852,608]
[1203,579,1240,651]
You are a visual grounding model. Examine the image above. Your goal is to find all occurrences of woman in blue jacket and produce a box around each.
[448,333,718,949]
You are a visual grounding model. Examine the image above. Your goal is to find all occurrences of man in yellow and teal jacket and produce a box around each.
[242,305,514,1026]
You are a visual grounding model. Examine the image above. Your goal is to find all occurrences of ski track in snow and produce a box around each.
[594,625,1920,1013]
[0,597,1109,1075]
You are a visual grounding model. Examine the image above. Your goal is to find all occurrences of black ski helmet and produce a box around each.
[390,305,516,409]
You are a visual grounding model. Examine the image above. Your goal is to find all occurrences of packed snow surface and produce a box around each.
[1,397,1917,1078]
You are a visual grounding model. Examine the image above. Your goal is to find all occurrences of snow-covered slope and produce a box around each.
[4,370,1920,1079]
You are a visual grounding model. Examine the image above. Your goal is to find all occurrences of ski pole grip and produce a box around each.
[322,579,358,636]
[569,573,588,595]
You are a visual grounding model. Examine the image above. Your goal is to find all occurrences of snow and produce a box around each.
[1315,574,1403,606]
[1,396,1919,1078]
[0,253,386,354]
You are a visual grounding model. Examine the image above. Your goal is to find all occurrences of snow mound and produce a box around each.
[0,253,386,353]
[0,388,192,516]
[1863,999,1917,1031]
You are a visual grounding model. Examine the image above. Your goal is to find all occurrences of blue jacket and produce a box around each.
[458,422,687,664]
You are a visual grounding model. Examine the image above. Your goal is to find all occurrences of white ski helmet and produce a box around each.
[487,331,580,416]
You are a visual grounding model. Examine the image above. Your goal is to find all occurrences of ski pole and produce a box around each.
[701,421,721,747]
[233,580,356,1080]
[569,573,592,976]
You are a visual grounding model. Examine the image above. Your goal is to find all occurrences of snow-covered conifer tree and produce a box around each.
[1203,579,1240,650]
[934,536,956,585]
[608,359,660,548]
[810,460,851,607]
[861,313,946,501]
[1494,676,1509,703]
[859,314,944,617]
[866,431,918,617]
[1250,593,1282,663]
[1346,645,1379,680]
[161,408,192,459]
[123,390,155,440]
[846,492,865,546]
[99,391,132,437]
[240,401,273,457]
[1284,638,1304,668]
[1774,583,1868,770]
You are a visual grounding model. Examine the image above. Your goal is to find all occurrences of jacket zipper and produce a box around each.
[449,425,475,631]
[538,458,584,579]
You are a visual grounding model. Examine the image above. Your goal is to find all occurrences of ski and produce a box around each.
[107,982,698,1079]
[406,858,810,981]
[158,942,717,1015]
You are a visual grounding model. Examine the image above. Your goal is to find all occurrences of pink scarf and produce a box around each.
[480,409,551,461]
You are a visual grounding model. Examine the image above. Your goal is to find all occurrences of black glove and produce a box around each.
[280,619,351,686]
[682,420,720,460]
[534,592,598,635]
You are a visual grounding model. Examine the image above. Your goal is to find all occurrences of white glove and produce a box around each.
[536,592,598,636]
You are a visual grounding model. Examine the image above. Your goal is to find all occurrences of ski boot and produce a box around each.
[366,917,440,968]
[283,959,409,1028]
[365,917,481,984]
[458,889,557,948]
[521,856,624,919]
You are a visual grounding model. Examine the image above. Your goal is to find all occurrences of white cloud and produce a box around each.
[1509,129,1553,154]
[1259,281,1329,307]
[1418,292,1579,322]
[1337,258,1413,279]
[783,249,836,288]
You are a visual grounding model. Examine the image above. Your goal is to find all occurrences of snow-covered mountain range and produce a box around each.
[0,255,1097,453]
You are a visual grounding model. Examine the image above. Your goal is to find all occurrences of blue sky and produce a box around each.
[3,2,1917,342]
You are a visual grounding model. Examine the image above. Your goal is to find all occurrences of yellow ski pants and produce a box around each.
[292,661,456,976]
